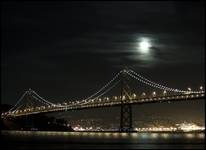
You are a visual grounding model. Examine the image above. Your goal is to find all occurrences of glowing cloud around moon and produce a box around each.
[138,38,151,54]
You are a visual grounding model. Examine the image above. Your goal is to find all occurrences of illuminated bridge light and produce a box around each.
[152,91,156,97]
[132,93,137,98]
[163,90,167,95]
[142,92,146,97]
[187,87,192,94]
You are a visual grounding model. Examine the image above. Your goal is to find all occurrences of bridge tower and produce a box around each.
[24,89,35,129]
[120,69,133,132]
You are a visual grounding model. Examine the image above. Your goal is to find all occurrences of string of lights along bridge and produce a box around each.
[2,69,205,131]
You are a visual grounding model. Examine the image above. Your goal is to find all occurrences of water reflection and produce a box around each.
[151,133,158,139]
[197,133,205,139]
[185,133,195,138]
[141,133,149,138]
[131,133,139,138]
[161,133,169,138]
[2,130,205,140]
[104,132,111,137]
[2,131,205,149]
[112,133,119,138]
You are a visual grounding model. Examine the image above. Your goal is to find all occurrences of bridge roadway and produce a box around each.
[2,92,205,118]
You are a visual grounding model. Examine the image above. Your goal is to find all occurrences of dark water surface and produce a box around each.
[2,130,205,149]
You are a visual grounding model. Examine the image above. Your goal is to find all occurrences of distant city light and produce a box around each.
[177,122,205,132]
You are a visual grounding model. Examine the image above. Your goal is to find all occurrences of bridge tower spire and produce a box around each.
[120,69,133,132]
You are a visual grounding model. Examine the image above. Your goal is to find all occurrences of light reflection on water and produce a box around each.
[161,133,169,138]
[2,131,205,149]
[151,133,158,138]
[3,130,205,139]
[198,133,205,139]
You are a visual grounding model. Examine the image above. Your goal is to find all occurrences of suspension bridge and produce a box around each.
[1,69,205,131]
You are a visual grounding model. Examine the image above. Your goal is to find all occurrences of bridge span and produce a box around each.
[2,69,205,131]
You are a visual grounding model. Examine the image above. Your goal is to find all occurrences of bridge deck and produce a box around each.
[2,93,205,118]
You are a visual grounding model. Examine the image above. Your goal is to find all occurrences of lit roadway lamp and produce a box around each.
[163,90,167,96]
[200,86,203,91]
[152,91,156,97]
[142,92,146,96]
[132,93,137,99]
[187,87,191,94]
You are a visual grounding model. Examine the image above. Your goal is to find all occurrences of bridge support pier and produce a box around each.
[120,104,132,132]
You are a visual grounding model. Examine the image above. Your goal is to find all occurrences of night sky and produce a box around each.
[1,2,205,124]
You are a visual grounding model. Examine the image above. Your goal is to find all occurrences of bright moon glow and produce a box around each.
[138,38,151,54]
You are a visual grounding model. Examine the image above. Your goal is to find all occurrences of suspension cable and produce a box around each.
[126,71,183,93]
[128,70,175,91]
[66,79,121,107]
[80,79,121,105]
[8,91,28,112]
[82,71,122,102]
[128,69,202,94]
[31,95,51,106]
[32,90,56,105]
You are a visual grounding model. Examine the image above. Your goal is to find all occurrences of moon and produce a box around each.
[138,38,151,54]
